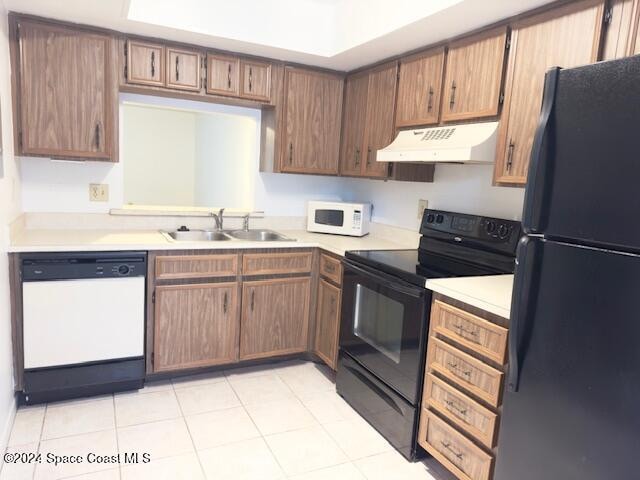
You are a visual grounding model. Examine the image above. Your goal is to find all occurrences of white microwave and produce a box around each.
[307,201,371,237]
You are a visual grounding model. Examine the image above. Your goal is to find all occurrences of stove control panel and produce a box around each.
[421,209,522,255]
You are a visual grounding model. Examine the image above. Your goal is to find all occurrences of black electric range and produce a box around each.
[336,209,521,461]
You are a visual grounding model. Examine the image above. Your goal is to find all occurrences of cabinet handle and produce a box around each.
[227,64,232,89]
[288,142,293,165]
[440,441,465,462]
[324,262,336,273]
[223,292,228,314]
[446,361,472,378]
[366,147,372,167]
[444,397,468,417]
[452,322,480,342]
[329,296,336,315]
[427,86,434,112]
[151,51,155,78]
[250,290,255,312]
[94,124,100,149]
[248,67,253,91]
[449,80,456,109]
[354,148,360,166]
[175,55,179,81]
[507,139,515,172]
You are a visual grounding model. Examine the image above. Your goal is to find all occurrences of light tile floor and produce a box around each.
[1,360,456,480]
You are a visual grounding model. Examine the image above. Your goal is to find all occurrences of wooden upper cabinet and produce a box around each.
[601,0,640,59]
[166,47,201,91]
[154,282,239,372]
[339,62,397,178]
[240,277,310,360]
[396,47,446,127]
[207,54,240,97]
[281,67,344,174]
[339,72,369,176]
[441,27,508,123]
[127,40,164,86]
[494,0,605,185]
[362,62,398,178]
[240,59,271,101]
[16,20,114,160]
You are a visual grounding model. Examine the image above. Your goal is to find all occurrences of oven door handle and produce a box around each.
[343,260,426,299]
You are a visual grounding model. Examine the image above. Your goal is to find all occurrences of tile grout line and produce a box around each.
[33,402,48,480]
[171,379,209,480]
[111,394,122,480]
[225,372,290,479]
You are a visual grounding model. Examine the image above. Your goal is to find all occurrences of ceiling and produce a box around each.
[5,0,557,70]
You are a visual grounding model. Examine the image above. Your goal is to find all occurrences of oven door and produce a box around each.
[339,259,429,404]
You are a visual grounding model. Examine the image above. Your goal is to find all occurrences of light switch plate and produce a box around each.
[89,183,109,202]
[418,199,428,219]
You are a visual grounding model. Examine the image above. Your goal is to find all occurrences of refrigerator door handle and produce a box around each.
[507,237,539,393]
[522,67,560,234]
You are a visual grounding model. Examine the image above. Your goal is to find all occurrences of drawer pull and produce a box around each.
[446,361,472,378]
[444,397,468,417]
[452,323,481,344]
[440,440,464,461]
[324,262,336,273]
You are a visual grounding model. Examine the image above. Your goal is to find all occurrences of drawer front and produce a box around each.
[424,373,497,448]
[419,409,493,480]
[432,300,508,364]
[319,253,342,285]
[243,252,313,276]
[155,254,238,280]
[429,338,503,407]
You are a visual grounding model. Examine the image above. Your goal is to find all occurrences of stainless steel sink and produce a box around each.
[227,229,295,242]
[165,230,233,241]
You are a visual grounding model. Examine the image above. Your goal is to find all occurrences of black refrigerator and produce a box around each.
[494,55,640,480]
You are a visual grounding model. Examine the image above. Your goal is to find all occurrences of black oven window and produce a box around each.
[353,284,404,364]
[315,209,344,227]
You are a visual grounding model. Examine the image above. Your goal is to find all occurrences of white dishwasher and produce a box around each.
[21,252,147,404]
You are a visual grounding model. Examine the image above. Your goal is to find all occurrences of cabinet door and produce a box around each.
[207,54,240,97]
[601,0,639,59]
[17,21,113,160]
[281,68,343,174]
[441,27,507,123]
[339,72,369,176]
[240,59,271,101]
[127,40,164,86]
[240,277,310,360]
[166,47,201,91]
[396,47,446,127]
[314,279,341,370]
[362,62,398,178]
[154,282,238,372]
[494,0,605,185]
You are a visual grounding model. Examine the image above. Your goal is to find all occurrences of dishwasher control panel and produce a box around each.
[21,252,147,281]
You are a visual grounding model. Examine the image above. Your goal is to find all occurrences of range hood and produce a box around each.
[377,121,499,164]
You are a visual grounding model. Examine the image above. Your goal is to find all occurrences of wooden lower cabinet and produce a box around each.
[313,279,341,369]
[154,282,238,372]
[420,295,509,480]
[240,277,311,360]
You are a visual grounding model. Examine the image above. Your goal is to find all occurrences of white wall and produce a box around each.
[342,164,525,230]
[123,104,197,206]
[0,0,20,451]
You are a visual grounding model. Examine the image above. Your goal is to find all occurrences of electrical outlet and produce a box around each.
[89,183,109,202]
[418,199,428,219]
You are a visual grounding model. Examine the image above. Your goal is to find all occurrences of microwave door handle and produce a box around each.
[344,261,425,298]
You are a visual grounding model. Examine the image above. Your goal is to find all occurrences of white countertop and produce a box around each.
[9,229,417,257]
[425,274,514,319]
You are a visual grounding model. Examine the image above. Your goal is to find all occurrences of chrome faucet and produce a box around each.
[211,208,225,230]
[242,213,251,231]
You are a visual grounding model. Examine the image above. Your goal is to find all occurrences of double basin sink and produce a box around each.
[165,229,295,243]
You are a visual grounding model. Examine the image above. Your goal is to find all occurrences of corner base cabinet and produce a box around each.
[240,277,311,360]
